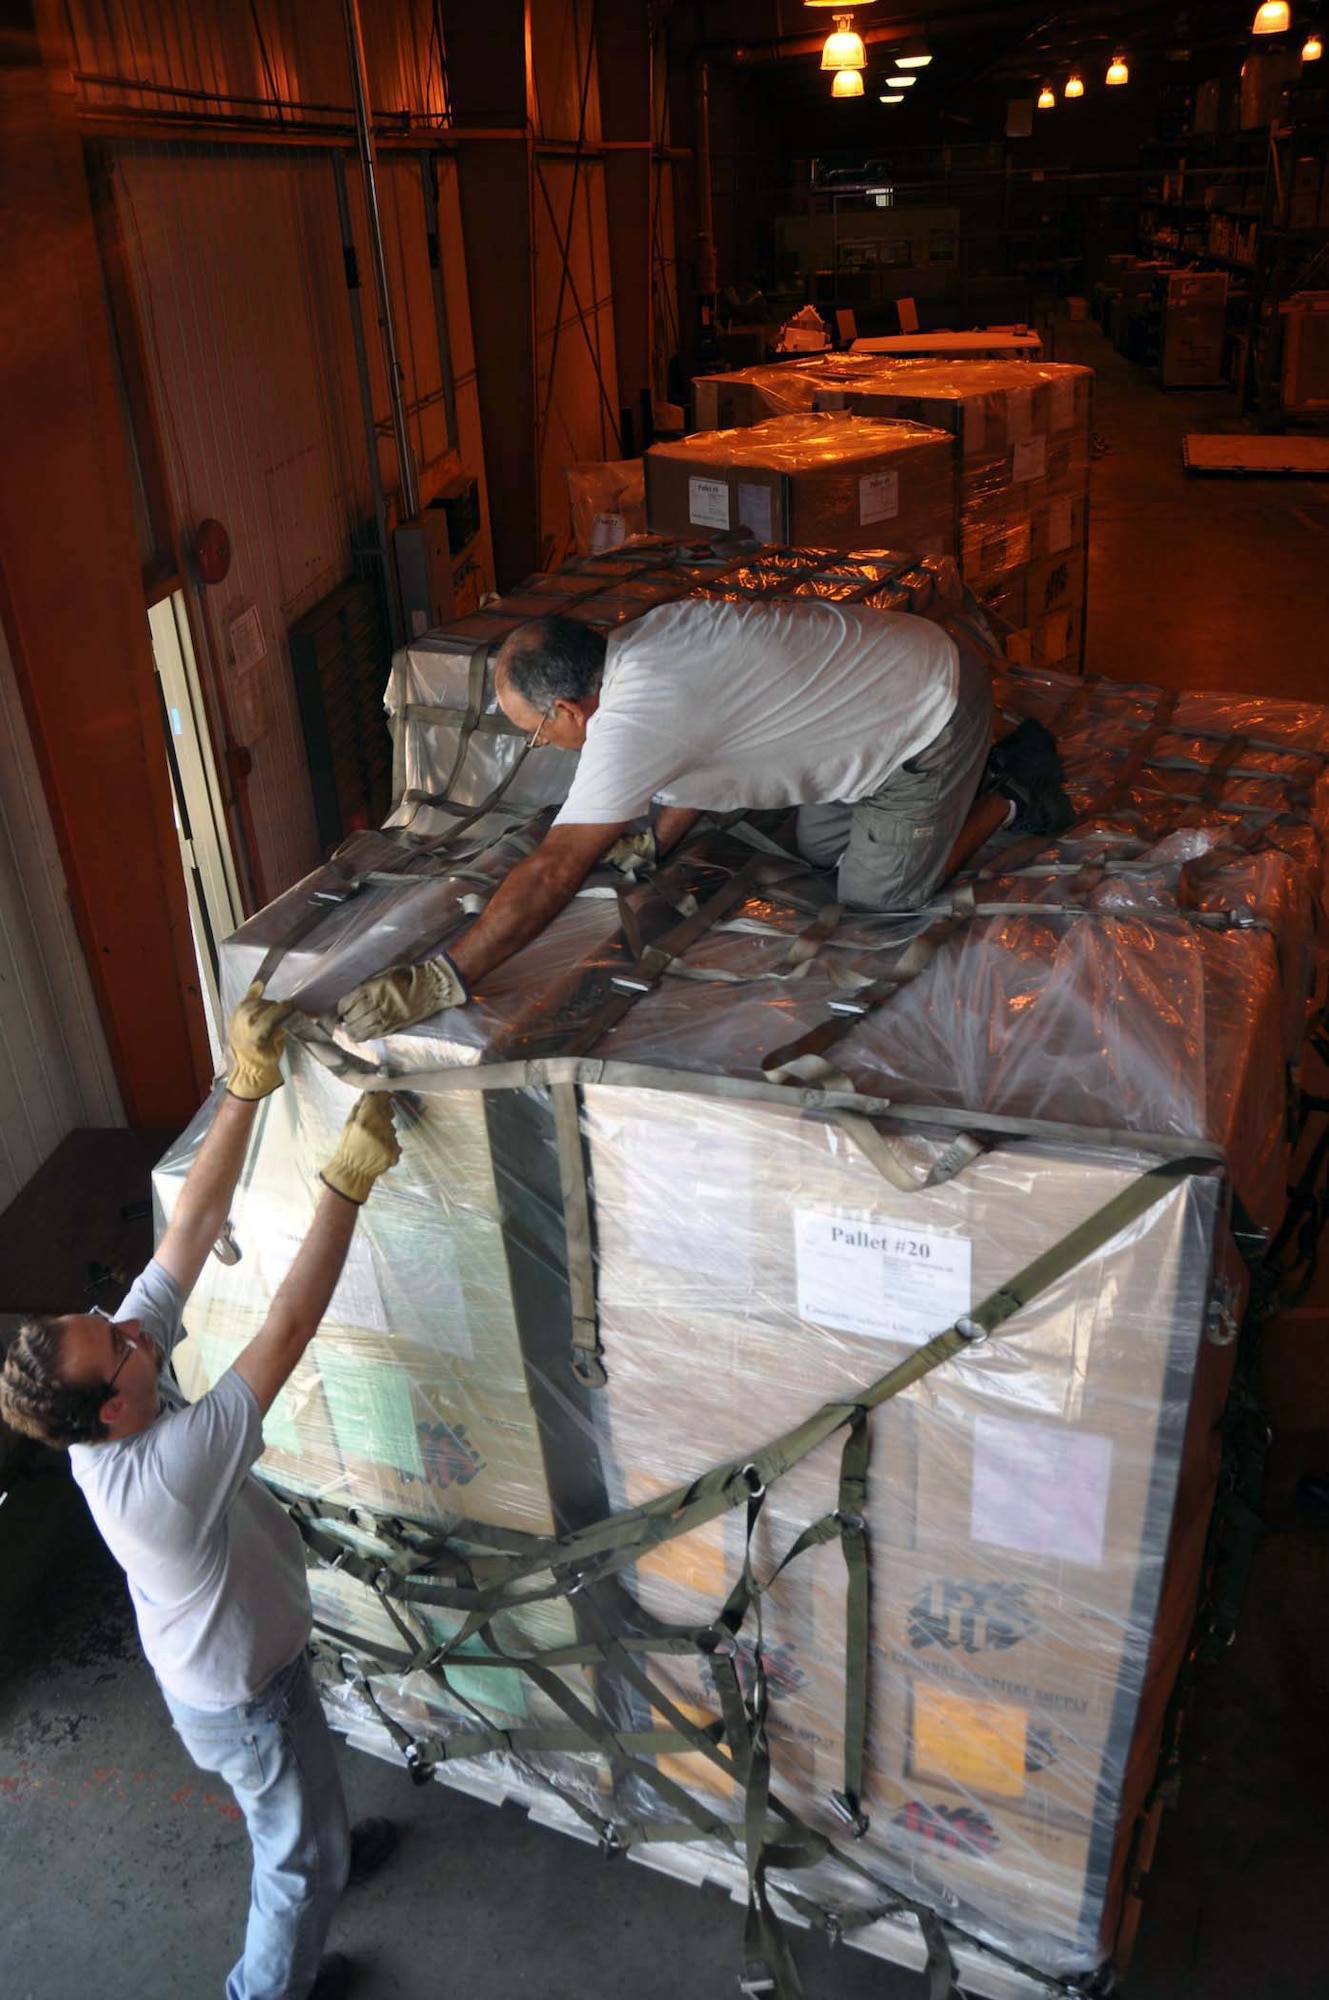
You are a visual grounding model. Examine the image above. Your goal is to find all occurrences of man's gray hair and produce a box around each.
[500,616,607,714]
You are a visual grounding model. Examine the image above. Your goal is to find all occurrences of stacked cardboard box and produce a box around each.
[644,412,956,557]
[690,358,1092,671]
[151,548,1329,1990]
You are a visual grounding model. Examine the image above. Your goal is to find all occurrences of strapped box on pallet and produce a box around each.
[644,413,956,555]
[150,545,1329,1994]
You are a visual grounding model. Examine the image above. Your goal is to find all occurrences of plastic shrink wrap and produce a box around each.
[565,460,647,556]
[153,550,1329,1993]
[690,359,1093,670]
[644,413,956,558]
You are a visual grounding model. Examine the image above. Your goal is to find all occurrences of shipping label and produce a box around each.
[1013,434,1047,483]
[1004,385,1033,445]
[688,476,730,529]
[794,1210,971,1344]
[590,511,625,553]
[735,481,776,543]
[969,1414,1113,1568]
[859,470,901,525]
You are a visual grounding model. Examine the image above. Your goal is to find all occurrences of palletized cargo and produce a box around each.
[152,544,1329,1997]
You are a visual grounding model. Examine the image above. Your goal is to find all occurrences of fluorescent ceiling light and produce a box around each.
[880,92,905,102]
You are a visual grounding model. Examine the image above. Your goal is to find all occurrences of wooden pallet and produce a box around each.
[1183,433,1329,476]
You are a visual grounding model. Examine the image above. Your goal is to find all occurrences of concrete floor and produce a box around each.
[4,320,1329,1999]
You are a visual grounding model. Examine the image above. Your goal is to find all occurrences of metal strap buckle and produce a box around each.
[954,1315,989,1346]
[827,996,870,1017]
[404,1742,434,1787]
[830,1790,871,1839]
[609,972,655,995]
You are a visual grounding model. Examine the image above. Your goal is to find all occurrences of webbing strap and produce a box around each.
[759,914,960,1086]
[291,1156,1207,1626]
[551,1080,605,1385]
[1199,734,1250,808]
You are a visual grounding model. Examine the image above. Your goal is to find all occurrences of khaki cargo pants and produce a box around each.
[795,637,994,912]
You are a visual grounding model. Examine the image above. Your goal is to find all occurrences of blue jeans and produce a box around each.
[165,1650,351,2000]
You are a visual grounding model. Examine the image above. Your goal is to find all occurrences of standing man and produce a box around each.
[336,598,1071,1039]
[0,988,403,2000]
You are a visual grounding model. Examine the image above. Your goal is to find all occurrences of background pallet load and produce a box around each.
[690,357,1093,672]
[643,413,957,557]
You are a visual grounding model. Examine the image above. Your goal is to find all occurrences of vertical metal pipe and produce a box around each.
[332,150,403,649]
[645,16,656,407]
[419,151,459,456]
[341,0,419,520]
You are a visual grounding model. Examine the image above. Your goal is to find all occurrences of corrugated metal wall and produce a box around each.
[114,141,373,891]
[530,0,622,553]
[0,615,123,1213]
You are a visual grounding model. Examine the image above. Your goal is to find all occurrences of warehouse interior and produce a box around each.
[3,2,1329,1997]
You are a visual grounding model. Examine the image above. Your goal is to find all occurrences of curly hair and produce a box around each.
[0,1317,114,1449]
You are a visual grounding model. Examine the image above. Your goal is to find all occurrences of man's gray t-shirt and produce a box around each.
[69,1259,311,1711]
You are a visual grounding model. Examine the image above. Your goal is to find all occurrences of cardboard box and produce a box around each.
[1162,274,1228,388]
[645,413,956,555]
[1025,548,1087,622]
[1004,604,1084,671]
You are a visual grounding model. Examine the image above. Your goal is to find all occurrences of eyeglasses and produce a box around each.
[525,710,552,752]
[90,1304,139,1389]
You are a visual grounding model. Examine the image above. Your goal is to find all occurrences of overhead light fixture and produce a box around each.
[821,15,867,70]
[1252,2,1291,31]
[896,39,932,67]
[1304,31,1324,59]
[1037,83,1056,108]
[885,73,917,86]
[832,68,865,96]
[880,91,905,102]
[1064,72,1085,97]
[1106,54,1129,85]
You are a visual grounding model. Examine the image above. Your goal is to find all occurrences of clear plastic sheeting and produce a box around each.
[156,547,1329,1990]
[565,459,647,555]
[644,413,957,557]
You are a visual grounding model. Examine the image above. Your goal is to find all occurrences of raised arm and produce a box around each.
[155,985,293,1298]
[232,1093,400,1415]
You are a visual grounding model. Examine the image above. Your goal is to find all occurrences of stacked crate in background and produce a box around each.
[688,357,1094,671]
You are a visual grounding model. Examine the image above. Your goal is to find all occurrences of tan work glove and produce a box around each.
[320,1093,401,1205]
[336,953,469,1042]
[602,828,658,878]
[226,982,294,1100]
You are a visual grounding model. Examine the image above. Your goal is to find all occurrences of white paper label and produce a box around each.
[736,481,775,543]
[1047,495,1075,554]
[1004,385,1033,445]
[962,398,986,456]
[260,1228,389,1334]
[1013,434,1047,483]
[688,476,730,530]
[1049,377,1076,431]
[795,1211,971,1345]
[859,471,900,525]
[625,1120,754,1283]
[970,1414,1113,1568]
[590,511,626,553]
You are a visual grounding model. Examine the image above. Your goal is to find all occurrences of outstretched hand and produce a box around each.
[227,982,296,1100]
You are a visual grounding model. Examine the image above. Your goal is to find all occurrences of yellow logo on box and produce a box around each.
[910,1684,1029,1800]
